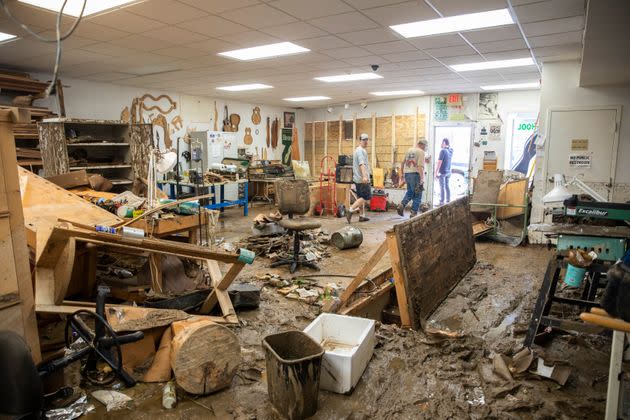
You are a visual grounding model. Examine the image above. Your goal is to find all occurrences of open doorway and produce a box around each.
[432,125,472,205]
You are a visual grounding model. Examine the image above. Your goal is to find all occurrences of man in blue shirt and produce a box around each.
[434,138,453,205]
[347,133,371,223]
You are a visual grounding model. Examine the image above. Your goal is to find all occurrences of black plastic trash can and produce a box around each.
[263,330,324,419]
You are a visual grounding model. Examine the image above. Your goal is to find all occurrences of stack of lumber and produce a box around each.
[0,72,48,93]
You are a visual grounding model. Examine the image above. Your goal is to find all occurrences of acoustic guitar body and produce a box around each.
[244,127,253,145]
[252,106,261,125]
[229,113,241,132]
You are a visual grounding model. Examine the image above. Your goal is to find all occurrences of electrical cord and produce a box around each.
[0,0,87,96]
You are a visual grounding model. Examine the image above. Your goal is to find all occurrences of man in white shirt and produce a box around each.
[347,133,371,223]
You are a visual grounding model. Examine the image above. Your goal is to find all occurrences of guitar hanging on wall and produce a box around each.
[223,105,231,132]
[244,127,253,145]
[252,106,261,125]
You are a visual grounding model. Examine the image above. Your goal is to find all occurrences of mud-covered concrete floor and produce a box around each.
[81,204,611,419]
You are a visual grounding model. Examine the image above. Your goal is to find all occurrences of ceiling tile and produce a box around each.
[153,46,206,59]
[178,0,260,14]
[440,54,486,65]
[0,38,55,60]
[79,42,141,57]
[337,28,401,45]
[3,3,75,30]
[462,26,523,43]
[321,46,371,59]
[217,31,280,47]
[394,58,443,69]
[483,49,533,60]
[528,30,583,48]
[268,0,354,20]
[429,0,508,16]
[381,50,429,62]
[83,72,133,82]
[108,34,176,51]
[343,0,405,9]
[73,22,131,41]
[298,35,352,50]
[180,15,251,37]
[87,10,166,33]
[514,0,585,24]
[143,26,208,44]
[360,1,438,26]
[186,38,239,54]
[534,43,581,59]
[309,12,379,34]
[35,31,97,49]
[260,22,327,40]
[343,55,390,66]
[522,15,585,37]
[474,38,528,53]
[363,40,417,55]
[424,44,476,58]
[125,0,206,24]
[220,4,296,29]
[407,33,466,49]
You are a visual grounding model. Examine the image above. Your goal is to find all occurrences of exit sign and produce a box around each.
[447,93,462,106]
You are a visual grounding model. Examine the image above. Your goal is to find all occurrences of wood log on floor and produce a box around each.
[170,318,241,395]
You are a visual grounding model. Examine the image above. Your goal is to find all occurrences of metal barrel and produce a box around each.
[331,226,363,250]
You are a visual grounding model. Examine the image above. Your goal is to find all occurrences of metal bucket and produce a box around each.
[331,226,363,250]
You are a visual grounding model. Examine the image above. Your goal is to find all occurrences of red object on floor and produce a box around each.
[370,194,387,211]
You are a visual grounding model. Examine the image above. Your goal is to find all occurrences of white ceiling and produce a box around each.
[0,0,586,107]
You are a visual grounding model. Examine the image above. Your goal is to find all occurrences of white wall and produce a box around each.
[530,60,630,242]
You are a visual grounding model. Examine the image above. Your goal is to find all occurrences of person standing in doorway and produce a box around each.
[396,138,427,218]
[347,133,371,223]
[435,138,453,205]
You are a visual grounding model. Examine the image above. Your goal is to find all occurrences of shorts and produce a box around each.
[354,183,372,200]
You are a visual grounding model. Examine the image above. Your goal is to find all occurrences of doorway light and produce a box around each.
[284,96,330,102]
[481,82,540,90]
[315,73,382,83]
[390,8,513,38]
[18,0,140,17]
[218,42,309,61]
[370,89,424,96]
[451,57,535,72]
[0,31,17,43]
[216,83,273,92]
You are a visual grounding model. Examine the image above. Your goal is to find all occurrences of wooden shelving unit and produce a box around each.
[39,118,152,191]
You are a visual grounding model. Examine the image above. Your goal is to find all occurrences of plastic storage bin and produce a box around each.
[303,313,375,394]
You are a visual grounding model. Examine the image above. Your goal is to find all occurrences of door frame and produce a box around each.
[429,121,474,205]
[543,105,621,200]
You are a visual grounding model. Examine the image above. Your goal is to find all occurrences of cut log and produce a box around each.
[170,318,241,395]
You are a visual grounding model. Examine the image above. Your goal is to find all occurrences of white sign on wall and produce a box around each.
[568,153,592,168]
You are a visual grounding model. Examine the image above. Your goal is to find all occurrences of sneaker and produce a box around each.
[346,210,353,223]
[410,211,417,218]
[396,203,404,217]
[359,216,370,222]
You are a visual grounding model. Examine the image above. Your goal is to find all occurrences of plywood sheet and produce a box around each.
[18,166,122,236]
[393,197,476,329]
[304,123,312,142]
[497,178,527,219]
[395,115,415,150]
[314,121,324,140]
[471,170,504,212]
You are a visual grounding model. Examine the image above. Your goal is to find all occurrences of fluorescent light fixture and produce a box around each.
[481,82,540,91]
[315,73,383,83]
[216,83,273,92]
[390,8,513,38]
[0,31,17,43]
[370,89,424,96]
[284,96,330,102]
[18,0,139,17]
[218,42,309,61]
[451,57,535,72]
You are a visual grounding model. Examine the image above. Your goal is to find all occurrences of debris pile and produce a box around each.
[240,229,331,263]
[257,273,341,306]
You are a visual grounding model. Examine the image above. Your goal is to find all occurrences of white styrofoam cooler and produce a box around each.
[303,313,375,394]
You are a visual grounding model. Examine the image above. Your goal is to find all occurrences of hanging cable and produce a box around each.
[0,0,87,96]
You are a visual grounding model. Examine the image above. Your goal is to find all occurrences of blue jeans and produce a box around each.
[401,172,422,213]
[438,174,451,204]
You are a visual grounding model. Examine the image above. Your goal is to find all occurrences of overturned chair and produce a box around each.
[271,179,321,273]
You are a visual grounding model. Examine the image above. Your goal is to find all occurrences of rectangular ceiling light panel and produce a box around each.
[315,73,383,82]
[481,82,540,90]
[216,83,273,91]
[451,57,535,72]
[0,31,17,42]
[370,89,424,96]
[284,96,330,102]
[18,0,139,17]
[391,8,513,38]
[218,42,309,61]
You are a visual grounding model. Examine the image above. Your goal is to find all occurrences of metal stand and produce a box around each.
[524,253,610,348]
[270,229,319,274]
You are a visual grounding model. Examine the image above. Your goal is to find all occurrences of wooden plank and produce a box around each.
[45,170,89,189]
[387,231,411,328]
[371,113,376,168]
[199,261,245,315]
[393,197,476,329]
[497,179,527,219]
[339,240,389,305]
[148,253,164,294]
[341,282,393,315]
[0,108,41,362]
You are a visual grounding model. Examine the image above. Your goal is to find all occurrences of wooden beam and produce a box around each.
[324,119,328,171]
[391,113,396,166]
[414,106,418,144]
[199,261,245,315]
[340,282,393,315]
[387,231,412,328]
[311,120,315,169]
[352,113,357,150]
[338,114,342,157]
[339,240,389,305]
[371,113,376,168]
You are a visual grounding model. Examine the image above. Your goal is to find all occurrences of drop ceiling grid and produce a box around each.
[0,0,585,106]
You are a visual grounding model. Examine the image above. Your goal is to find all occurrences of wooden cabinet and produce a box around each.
[38,118,152,190]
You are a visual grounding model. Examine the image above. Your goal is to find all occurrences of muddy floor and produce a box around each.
[67,204,610,419]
